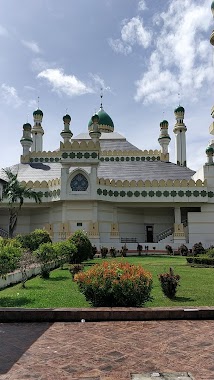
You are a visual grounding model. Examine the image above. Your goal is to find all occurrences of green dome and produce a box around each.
[160,120,169,127]
[33,109,43,117]
[206,146,214,154]
[88,107,114,133]
[174,106,185,113]
[211,1,214,9]
[63,114,71,122]
[23,123,32,131]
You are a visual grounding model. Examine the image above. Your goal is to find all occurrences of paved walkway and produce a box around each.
[0,320,214,380]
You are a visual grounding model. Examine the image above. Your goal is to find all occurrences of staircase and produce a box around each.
[0,227,8,238]
[157,219,188,243]
[157,226,174,242]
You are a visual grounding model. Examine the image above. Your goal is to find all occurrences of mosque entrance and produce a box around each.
[146,225,153,243]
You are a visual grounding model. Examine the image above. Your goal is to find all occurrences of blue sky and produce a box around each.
[0,0,213,170]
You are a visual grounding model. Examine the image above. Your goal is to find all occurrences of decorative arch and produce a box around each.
[70,173,89,191]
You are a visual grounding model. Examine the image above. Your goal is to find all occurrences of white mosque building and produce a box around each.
[0,2,214,250]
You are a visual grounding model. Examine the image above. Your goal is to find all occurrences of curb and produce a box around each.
[0,307,214,322]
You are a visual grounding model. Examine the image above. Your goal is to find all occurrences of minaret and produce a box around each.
[89,114,101,143]
[173,106,187,166]
[158,120,171,159]
[60,114,73,143]
[31,108,44,152]
[209,2,214,134]
[20,123,33,156]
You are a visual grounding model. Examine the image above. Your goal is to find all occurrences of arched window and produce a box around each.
[70,173,88,191]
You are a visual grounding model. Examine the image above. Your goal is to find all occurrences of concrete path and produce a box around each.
[0,320,213,380]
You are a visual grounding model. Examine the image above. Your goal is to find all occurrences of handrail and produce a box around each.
[157,226,174,242]
[0,227,8,238]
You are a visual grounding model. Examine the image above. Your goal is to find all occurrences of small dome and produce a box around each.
[23,123,32,131]
[211,1,214,9]
[88,107,114,133]
[63,114,71,122]
[206,146,214,154]
[174,106,185,113]
[91,114,99,124]
[33,109,43,117]
[160,120,169,128]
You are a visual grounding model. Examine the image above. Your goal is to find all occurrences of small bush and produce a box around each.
[16,229,52,252]
[91,245,97,259]
[53,241,77,268]
[206,248,214,258]
[34,242,56,279]
[69,264,84,279]
[159,267,180,299]
[74,261,153,307]
[100,246,108,258]
[186,256,214,266]
[165,245,173,254]
[109,247,117,258]
[0,241,22,278]
[69,230,92,263]
[192,242,205,256]
[178,244,188,256]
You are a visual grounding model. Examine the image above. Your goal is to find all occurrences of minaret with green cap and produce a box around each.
[60,113,73,143]
[158,120,171,161]
[209,2,214,135]
[20,122,33,156]
[173,105,187,166]
[31,106,44,152]
[89,114,101,143]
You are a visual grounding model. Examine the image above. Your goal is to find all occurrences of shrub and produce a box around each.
[109,247,117,258]
[91,245,98,259]
[74,261,153,307]
[0,240,22,278]
[186,256,214,266]
[192,242,205,256]
[206,248,214,258]
[159,267,180,299]
[69,264,84,279]
[53,241,77,268]
[165,245,173,254]
[120,245,128,257]
[100,246,108,258]
[178,244,188,256]
[16,229,52,252]
[69,230,92,263]
[34,242,56,278]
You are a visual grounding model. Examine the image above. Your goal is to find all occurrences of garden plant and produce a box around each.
[74,260,153,307]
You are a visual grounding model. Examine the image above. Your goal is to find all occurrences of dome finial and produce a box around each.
[100,87,103,109]
[37,96,40,110]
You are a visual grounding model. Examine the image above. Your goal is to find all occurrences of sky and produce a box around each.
[0,0,213,171]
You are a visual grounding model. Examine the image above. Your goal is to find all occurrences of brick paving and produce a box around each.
[0,320,214,380]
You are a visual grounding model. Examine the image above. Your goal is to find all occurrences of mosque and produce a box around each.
[0,2,214,250]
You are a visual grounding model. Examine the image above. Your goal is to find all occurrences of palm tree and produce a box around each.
[3,169,41,238]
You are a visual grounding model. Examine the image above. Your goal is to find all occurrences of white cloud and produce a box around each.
[0,84,23,108]
[0,25,8,36]
[108,38,132,55]
[138,0,147,12]
[135,0,214,104]
[121,17,152,48]
[27,99,38,109]
[38,68,94,97]
[22,40,41,53]
[89,73,111,93]
[109,16,152,54]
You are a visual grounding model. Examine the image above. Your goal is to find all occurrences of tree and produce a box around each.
[3,169,41,238]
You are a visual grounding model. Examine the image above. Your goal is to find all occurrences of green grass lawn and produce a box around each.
[0,255,214,308]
